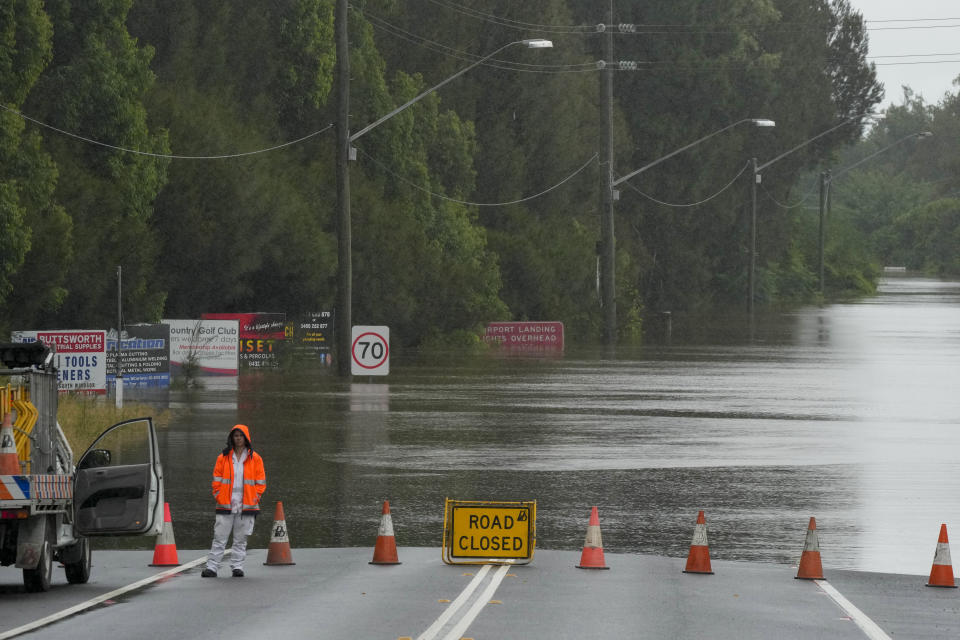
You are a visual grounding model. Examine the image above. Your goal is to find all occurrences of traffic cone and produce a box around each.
[683,510,714,574]
[149,502,180,566]
[576,506,609,569]
[0,413,21,474]
[263,501,296,565]
[370,500,401,565]
[796,517,824,580]
[927,524,957,588]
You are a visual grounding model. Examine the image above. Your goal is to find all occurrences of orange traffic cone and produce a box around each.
[683,510,714,574]
[927,524,957,588]
[263,501,296,566]
[576,506,609,569]
[796,517,824,580]
[0,413,21,474]
[149,502,180,566]
[370,500,401,565]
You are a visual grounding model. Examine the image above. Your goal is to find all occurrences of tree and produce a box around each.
[26,0,170,327]
[0,1,63,331]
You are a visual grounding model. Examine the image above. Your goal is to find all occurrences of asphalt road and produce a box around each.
[2,548,958,639]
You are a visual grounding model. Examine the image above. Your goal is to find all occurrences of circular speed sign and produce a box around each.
[351,326,390,376]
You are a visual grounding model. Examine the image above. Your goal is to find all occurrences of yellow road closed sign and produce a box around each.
[443,499,536,564]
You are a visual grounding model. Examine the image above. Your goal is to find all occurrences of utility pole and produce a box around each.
[749,157,758,318]
[818,170,830,295]
[600,3,617,345]
[115,266,123,408]
[335,0,352,377]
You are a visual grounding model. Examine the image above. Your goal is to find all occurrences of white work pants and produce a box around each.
[206,512,255,572]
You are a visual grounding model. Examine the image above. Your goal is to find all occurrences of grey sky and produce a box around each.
[848,0,960,107]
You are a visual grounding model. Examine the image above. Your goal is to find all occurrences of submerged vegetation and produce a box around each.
[56,393,170,455]
[1,1,958,345]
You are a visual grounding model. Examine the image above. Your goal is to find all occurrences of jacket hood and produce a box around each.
[223,424,253,454]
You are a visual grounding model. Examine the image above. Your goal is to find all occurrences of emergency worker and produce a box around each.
[201,424,266,577]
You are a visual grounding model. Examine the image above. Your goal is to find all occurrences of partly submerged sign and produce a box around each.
[483,321,564,353]
[163,319,239,376]
[11,330,107,394]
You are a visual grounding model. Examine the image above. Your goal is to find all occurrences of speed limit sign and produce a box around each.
[351,326,390,376]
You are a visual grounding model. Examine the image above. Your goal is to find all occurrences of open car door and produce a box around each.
[73,417,165,537]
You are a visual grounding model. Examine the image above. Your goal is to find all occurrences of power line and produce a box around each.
[356,147,598,207]
[873,59,960,66]
[410,1,960,37]
[760,183,820,210]
[366,12,960,75]
[364,13,597,73]
[870,52,960,59]
[1,104,334,159]
[421,0,591,34]
[617,160,751,208]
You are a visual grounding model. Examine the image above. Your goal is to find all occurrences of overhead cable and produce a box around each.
[0,104,333,159]
[618,160,751,208]
[421,0,592,34]
[364,13,597,73]
[356,147,598,206]
[760,183,820,209]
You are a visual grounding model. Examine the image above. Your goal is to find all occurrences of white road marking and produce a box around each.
[815,580,892,640]
[440,564,510,640]
[416,564,491,640]
[0,554,213,640]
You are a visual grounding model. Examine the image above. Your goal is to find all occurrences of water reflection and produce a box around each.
[113,276,959,575]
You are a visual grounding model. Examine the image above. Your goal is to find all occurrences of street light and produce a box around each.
[350,39,553,143]
[333,23,553,375]
[605,118,775,340]
[749,112,878,316]
[612,118,775,189]
[817,130,932,292]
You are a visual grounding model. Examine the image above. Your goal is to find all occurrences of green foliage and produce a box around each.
[892,199,960,276]
[820,84,959,285]
[22,0,169,327]
[0,0,925,347]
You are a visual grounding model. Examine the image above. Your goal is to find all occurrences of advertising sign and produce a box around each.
[163,319,239,376]
[106,324,171,388]
[483,321,564,353]
[11,330,107,394]
[203,313,286,368]
[288,311,334,364]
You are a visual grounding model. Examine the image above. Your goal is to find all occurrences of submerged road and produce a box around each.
[2,548,958,639]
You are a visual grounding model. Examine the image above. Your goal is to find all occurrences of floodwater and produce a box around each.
[116,275,960,575]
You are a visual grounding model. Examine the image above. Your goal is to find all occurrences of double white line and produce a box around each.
[416,564,510,640]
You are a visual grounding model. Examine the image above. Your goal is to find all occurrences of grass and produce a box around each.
[56,393,170,456]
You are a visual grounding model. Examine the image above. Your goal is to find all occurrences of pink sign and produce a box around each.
[483,322,564,352]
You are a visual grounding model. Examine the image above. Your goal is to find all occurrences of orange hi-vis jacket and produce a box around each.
[211,424,266,515]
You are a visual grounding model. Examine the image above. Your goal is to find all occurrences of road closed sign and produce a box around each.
[351,326,389,376]
[443,499,536,564]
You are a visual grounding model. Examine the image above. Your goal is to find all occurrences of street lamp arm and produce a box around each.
[756,112,876,173]
[350,40,549,142]
[612,118,773,187]
[829,131,932,182]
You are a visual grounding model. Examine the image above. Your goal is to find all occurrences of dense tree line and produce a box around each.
[1,0,953,346]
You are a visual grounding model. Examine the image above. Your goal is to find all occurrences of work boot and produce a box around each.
[232,568,244,577]
[201,569,217,578]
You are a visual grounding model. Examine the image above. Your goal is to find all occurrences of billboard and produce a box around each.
[287,311,334,364]
[162,319,239,376]
[202,313,286,368]
[11,329,108,394]
[106,324,171,388]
